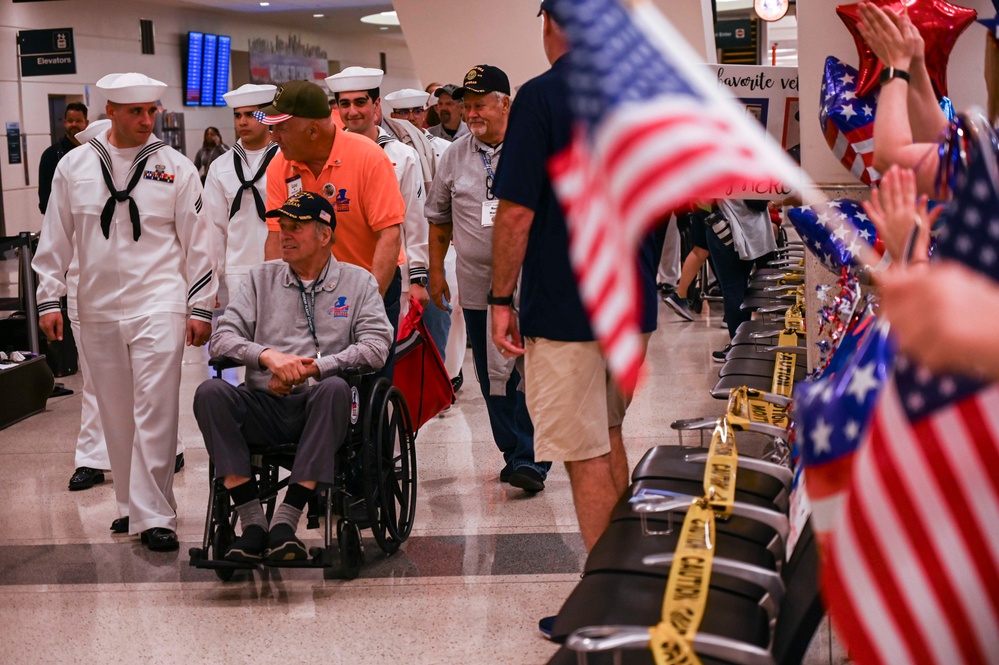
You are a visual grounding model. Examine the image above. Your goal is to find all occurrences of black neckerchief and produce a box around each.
[230,142,279,221]
[89,138,165,241]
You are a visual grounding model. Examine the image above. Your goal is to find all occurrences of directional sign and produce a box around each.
[18,28,76,77]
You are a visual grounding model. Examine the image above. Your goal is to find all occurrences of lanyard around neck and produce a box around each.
[479,147,499,200]
[291,262,329,359]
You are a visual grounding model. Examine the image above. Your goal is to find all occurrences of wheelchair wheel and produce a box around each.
[337,518,363,580]
[363,385,417,554]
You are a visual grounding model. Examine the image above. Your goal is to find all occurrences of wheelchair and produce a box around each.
[188,357,417,580]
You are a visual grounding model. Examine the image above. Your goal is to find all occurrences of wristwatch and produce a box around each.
[487,289,514,306]
[411,276,429,288]
[879,66,910,86]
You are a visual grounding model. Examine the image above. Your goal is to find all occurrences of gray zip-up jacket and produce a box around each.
[210,256,393,393]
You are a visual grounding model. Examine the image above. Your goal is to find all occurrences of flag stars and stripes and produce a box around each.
[840,104,858,121]
[847,361,881,403]
[812,418,834,455]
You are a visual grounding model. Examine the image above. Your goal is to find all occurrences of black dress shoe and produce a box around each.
[141,528,179,552]
[508,466,545,493]
[451,369,463,393]
[174,453,185,473]
[110,517,129,533]
[68,467,105,491]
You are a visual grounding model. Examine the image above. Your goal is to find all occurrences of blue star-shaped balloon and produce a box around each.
[787,198,884,275]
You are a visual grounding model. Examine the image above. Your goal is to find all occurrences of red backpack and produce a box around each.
[392,298,455,430]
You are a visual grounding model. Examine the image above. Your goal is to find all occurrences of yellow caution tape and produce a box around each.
[649,499,716,665]
[727,385,790,430]
[704,419,737,517]
[771,329,798,399]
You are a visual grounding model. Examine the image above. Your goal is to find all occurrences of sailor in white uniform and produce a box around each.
[203,83,279,301]
[33,73,218,552]
[325,68,431,310]
[65,115,186,493]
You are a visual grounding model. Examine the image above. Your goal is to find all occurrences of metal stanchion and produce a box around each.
[18,232,40,354]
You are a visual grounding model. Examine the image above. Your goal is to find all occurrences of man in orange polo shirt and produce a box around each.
[260,80,405,373]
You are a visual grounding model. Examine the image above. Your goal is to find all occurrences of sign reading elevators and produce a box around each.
[18,28,76,77]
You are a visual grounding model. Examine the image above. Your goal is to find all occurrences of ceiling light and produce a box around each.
[313,13,324,17]
[360,10,400,26]
[259,2,269,5]
[755,0,789,21]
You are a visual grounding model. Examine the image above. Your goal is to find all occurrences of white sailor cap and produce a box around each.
[96,72,167,104]
[223,83,277,109]
[383,89,431,110]
[76,118,111,144]
[325,67,384,94]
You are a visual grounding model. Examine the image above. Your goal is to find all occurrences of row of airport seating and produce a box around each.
[545,243,824,665]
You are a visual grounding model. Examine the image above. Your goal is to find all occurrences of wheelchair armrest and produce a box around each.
[209,356,244,372]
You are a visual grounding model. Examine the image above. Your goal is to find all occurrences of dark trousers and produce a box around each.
[376,268,403,382]
[463,309,550,477]
[706,227,775,340]
[193,377,351,487]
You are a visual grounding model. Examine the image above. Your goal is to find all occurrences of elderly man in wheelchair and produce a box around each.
[193,192,392,563]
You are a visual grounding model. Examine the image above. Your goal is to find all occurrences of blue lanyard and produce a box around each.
[292,265,328,359]
[479,149,497,200]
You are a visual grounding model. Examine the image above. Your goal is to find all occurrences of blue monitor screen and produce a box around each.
[214,35,231,107]
[185,31,203,106]
[200,34,217,107]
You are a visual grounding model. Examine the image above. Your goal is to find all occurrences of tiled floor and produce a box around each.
[0,298,847,664]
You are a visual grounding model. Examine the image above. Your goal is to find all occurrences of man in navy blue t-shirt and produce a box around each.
[490,3,658,553]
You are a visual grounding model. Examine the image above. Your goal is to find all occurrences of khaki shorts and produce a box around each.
[524,335,650,463]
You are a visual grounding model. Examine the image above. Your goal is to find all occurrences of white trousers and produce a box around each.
[657,214,681,286]
[443,246,465,380]
[70,318,185,472]
[78,312,186,533]
[70,317,110,470]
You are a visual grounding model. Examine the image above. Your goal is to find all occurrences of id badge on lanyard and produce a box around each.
[287,174,303,197]
[481,200,498,227]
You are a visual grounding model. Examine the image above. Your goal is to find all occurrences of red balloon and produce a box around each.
[837,0,978,98]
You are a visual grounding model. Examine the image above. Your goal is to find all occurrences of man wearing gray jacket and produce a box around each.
[193,192,393,563]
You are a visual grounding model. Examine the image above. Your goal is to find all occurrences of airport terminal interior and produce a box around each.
[1,0,996,663]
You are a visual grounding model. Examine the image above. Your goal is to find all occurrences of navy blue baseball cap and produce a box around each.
[266,192,336,231]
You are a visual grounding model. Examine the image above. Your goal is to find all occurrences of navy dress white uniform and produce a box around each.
[33,73,218,544]
[203,83,280,299]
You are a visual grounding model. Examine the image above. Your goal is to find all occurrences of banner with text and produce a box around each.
[707,64,800,200]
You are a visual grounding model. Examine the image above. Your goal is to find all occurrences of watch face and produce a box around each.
[755,0,788,22]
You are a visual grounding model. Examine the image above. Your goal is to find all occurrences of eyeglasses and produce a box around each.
[391,107,425,116]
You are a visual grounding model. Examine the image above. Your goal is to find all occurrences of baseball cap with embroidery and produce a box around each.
[256,80,331,125]
[453,65,510,99]
[265,192,336,231]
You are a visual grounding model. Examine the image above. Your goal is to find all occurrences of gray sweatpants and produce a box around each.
[193,377,351,487]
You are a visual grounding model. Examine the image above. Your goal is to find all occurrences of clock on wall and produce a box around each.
[755,0,790,21]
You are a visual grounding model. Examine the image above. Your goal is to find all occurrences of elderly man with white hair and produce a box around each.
[33,72,218,552]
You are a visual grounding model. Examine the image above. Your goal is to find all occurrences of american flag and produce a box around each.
[791,311,893,536]
[822,128,999,665]
[820,56,880,187]
[546,0,808,393]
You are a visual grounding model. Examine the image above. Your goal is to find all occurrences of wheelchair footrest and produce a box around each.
[188,547,332,570]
